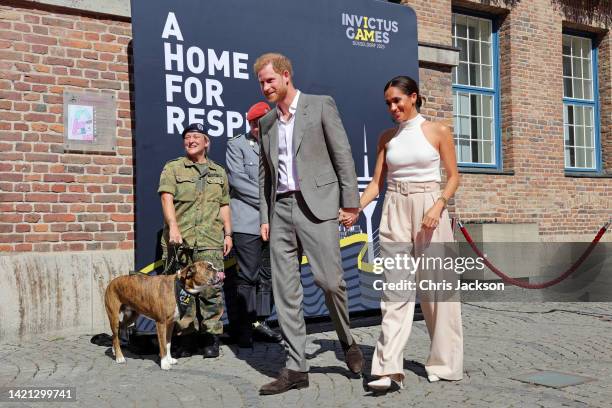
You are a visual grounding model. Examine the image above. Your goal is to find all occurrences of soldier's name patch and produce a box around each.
[207,177,224,184]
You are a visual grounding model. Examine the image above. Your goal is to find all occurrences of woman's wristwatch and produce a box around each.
[437,196,448,208]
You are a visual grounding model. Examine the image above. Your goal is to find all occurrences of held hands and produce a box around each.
[338,208,360,228]
[262,209,361,234]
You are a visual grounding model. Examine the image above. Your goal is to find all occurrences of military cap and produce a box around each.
[246,102,271,121]
[181,123,208,138]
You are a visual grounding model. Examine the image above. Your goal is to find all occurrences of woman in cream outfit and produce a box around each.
[342,76,463,391]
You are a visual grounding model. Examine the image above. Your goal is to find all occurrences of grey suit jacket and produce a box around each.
[259,93,359,224]
[226,132,261,235]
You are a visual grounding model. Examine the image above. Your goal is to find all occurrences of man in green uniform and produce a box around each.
[158,123,233,358]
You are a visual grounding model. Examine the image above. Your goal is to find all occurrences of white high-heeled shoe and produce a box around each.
[428,374,440,382]
[367,376,404,391]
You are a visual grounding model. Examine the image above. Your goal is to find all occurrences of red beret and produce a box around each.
[246,101,271,121]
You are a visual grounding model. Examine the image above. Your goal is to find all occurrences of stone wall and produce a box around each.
[0,250,132,342]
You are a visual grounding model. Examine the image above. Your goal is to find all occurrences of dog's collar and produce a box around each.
[174,278,195,319]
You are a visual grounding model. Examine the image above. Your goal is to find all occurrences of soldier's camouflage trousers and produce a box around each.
[165,248,225,335]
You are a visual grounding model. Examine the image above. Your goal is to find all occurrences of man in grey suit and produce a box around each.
[226,101,282,347]
[254,53,364,395]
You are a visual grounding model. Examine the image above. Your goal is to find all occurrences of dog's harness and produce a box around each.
[167,244,194,319]
[174,278,195,319]
[167,244,219,321]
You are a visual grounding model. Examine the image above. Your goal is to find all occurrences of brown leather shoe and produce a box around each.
[343,341,364,374]
[259,368,309,395]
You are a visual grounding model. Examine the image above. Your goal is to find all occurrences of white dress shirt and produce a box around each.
[276,90,301,193]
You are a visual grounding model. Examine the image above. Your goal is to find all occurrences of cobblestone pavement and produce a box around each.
[0,302,611,408]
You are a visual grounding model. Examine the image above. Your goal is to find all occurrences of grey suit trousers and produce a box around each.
[271,192,353,372]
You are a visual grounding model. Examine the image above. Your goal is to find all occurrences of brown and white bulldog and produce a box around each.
[104,261,221,370]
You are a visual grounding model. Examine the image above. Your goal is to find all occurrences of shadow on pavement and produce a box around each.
[224,311,425,382]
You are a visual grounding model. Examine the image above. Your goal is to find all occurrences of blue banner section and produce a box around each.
[131,0,419,323]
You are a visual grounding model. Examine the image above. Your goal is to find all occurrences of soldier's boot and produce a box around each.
[174,334,197,358]
[253,321,282,343]
[202,334,220,358]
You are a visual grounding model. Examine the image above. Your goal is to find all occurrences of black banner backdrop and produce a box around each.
[131,0,418,315]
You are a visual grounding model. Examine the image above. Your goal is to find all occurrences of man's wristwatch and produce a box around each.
[224,232,232,238]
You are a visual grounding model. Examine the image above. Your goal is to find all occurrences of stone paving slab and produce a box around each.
[0,302,610,407]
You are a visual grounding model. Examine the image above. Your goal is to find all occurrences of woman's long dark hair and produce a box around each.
[384,76,423,109]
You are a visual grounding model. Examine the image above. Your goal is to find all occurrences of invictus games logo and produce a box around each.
[341,13,399,49]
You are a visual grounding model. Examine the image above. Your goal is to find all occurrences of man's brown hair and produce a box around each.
[253,53,293,77]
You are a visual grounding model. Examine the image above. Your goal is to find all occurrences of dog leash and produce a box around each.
[162,243,186,275]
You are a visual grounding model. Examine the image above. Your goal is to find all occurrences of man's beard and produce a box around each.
[270,86,287,103]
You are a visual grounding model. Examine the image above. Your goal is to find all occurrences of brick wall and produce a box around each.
[419,65,454,123]
[403,0,452,46]
[0,4,134,252]
[498,10,515,172]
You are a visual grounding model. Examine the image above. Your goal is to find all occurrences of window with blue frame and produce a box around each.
[562,33,600,171]
[452,13,499,167]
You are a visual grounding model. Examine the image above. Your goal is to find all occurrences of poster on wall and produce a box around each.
[131,0,419,316]
[62,91,117,152]
[67,105,94,141]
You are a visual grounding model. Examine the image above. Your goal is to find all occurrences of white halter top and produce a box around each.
[385,114,441,182]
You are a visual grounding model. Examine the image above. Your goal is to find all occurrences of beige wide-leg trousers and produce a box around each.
[371,181,463,381]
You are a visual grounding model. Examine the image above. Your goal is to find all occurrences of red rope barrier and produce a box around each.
[457,220,610,289]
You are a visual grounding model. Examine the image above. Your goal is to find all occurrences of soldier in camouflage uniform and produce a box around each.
[158,123,233,358]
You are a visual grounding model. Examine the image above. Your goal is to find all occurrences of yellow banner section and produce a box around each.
[139,233,375,274]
